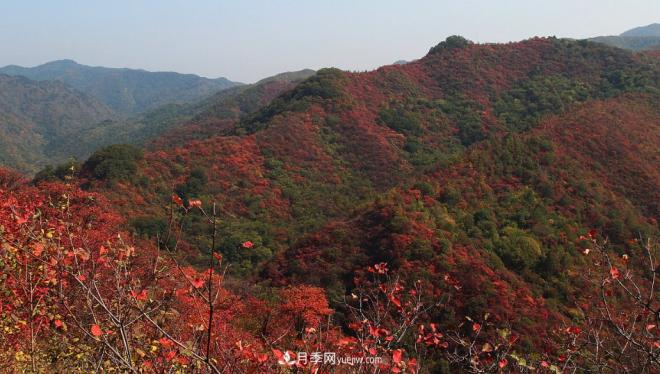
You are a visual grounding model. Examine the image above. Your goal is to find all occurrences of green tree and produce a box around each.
[82,144,143,181]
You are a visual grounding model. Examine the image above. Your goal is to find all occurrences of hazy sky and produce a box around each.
[1,1,658,82]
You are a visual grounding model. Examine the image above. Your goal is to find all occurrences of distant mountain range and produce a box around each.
[0,68,314,174]
[620,23,660,37]
[0,74,115,172]
[0,60,242,115]
[589,23,660,51]
[51,69,316,159]
[2,23,658,175]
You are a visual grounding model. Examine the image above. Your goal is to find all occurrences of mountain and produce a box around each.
[16,37,659,371]
[589,23,660,51]
[620,22,660,37]
[0,59,242,115]
[45,69,316,160]
[1,68,310,174]
[79,34,658,322]
[0,74,115,173]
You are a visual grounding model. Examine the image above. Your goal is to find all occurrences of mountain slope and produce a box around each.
[621,23,660,37]
[69,37,659,355]
[150,68,316,148]
[45,69,316,160]
[0,74,115,172]
[0,60,241,115]
[92,36,658,250]
[589,23,660,51]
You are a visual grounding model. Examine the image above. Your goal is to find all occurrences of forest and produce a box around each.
[0,36,658,373]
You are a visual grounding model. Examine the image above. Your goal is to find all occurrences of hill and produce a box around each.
[620,22,660,37]
[2,69,312,175]
[45,69,316,159]
[79,35,657,289]
[0,74,115,173]
[22,37,660,371]
[0,59,241,115]
[589,23,660,51]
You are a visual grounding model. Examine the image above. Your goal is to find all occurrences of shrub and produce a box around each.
[33,159,80,183]
[495,226,543,271]
[82,144,143,181]
[175,167,208,201]
[429,35,472,54]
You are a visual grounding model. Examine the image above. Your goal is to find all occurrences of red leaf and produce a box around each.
[566,326,581,335]
[472,322,481,333]
[54,319,64,328]
[610,267,621,280]
[31,243,44,257]
[159,337,174,348]
[392,349,403,363]
[191,277,205,289]
[242,241,254,248]
[498,358,508,368]
[188,199,202,208]
[172,194,183,207]
[130,289,148,301]
[389,294,402,308]
[368,262,388,274]
[91,324,103,337]
[165,350,176,361]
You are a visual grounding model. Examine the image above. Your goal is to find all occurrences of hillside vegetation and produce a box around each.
[0,74,115,173]
[67,35,657,343]
[0,59,241,115]
[2,37,658,372]
[589,23,660,51]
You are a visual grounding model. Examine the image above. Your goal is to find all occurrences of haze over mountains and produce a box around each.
[1,23,657,175]
[589,22,660,51]
[0,61,312,172]
[0,59,241,116]
[54,68,316,159]
[0,74,115,172]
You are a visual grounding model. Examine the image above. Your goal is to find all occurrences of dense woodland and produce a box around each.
[0,37,659,372]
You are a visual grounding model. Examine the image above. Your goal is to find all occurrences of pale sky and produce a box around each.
[0,0,658,83]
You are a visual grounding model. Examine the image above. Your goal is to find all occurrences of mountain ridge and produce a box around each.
[588,22,660,51]
[620,22,660,37]
[0,59,242,115]
[0,74,115,172]
[6,35,660,372]
[44,68,317,160]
